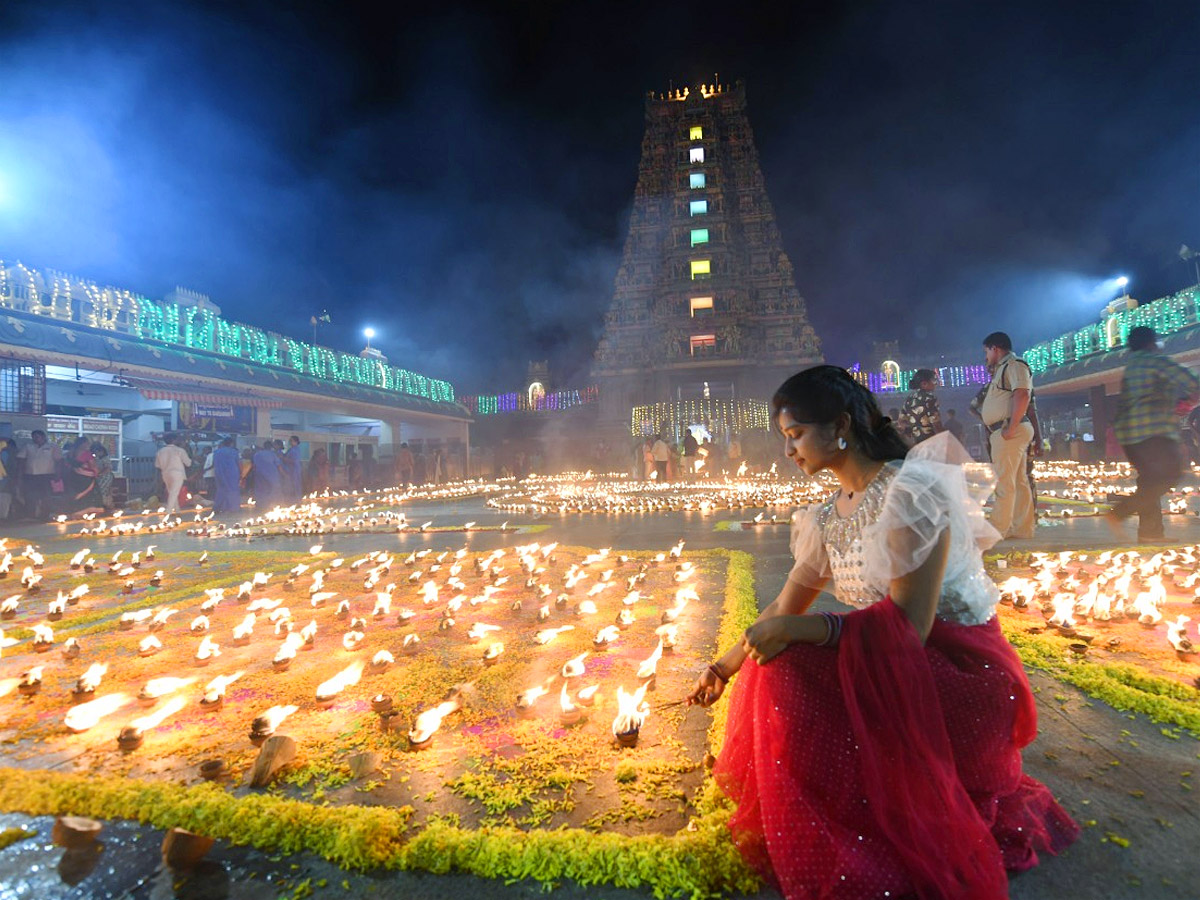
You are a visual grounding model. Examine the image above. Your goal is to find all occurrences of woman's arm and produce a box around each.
[687,575,825,706]
[887,526,950,643]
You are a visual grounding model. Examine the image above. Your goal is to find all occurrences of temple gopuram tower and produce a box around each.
[592,80,822,442]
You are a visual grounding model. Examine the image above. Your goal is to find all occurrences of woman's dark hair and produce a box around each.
[772,365,909,462]
[913,368,937,387]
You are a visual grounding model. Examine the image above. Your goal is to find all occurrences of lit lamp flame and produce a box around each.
[232,613,256,641]
[65,693,131,732]
[128,696,187,735]
[559,683,577,715]
[139,635,162,655]
[654,623,678,649]
[535,625,574,645]
[204,670,244,703]
[196,635,221,661]
[611,683,650,737]
[576,684,599,706]
[140,676,196,700]
[637,640,664,679]
[516,685,548,709]
[593,625,620,648]
[561,652,588,679]
[1046,593,1076,629]
[275,633,304,663]
[77,663,107,693]
[253,704,298,733]
[1167,615,1194,653]
[409,697,461,745]
[316,660,365,703]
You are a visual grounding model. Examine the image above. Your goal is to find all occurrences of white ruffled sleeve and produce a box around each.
[787,506,832,591]
[861,432,1000,590]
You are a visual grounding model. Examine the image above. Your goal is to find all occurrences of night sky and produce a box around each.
[0,1,1197,392]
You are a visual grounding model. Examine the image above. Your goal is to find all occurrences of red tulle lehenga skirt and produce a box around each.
[714,600,1079,900]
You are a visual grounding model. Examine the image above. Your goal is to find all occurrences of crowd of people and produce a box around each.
[0,430,117,521]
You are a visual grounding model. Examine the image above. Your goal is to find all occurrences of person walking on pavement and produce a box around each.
[154,433,191,515]
[980,332,1036,539]
[1107,326,1200,542]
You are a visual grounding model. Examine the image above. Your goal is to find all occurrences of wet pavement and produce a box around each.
[1,492,1198,899]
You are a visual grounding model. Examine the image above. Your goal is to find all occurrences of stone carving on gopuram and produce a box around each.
[592,80,823,440]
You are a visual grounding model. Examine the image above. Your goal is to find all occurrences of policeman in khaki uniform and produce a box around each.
[980,331,1035,539]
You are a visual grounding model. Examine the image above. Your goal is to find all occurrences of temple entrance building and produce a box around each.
[592,80,823,444]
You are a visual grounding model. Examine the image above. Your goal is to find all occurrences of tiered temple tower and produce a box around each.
[592,80,822,441]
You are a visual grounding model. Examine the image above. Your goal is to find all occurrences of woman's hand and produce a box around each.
[742,616,798,665]
[686,667,726,708]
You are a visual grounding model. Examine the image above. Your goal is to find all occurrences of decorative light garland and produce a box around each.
[629,398,770,436]
[460,385,599,416]
[0,258,455,403]
[849,364,991,394]
[1025,286,1200,375]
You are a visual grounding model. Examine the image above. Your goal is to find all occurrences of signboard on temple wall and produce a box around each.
[175,401,255,434]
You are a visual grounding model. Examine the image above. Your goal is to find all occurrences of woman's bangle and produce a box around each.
[816,611,843,647]
[707,662,729,684]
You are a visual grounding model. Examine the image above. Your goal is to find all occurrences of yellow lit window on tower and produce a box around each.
[690,297,713,316]
[690,334,716,356]
[690,228,709,247]
[690,259,711,279]
[689,200,708,216]
[689,147,704,163]
[689,172,706,189]
[689,125,703,140]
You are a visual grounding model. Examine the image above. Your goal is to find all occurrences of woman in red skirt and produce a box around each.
[689,366,1078,900]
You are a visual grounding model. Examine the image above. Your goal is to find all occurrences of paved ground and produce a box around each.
[0,499,1197,899]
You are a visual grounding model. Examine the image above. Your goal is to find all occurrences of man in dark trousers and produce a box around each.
[1108,326,1200,542]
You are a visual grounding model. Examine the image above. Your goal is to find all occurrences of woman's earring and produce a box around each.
[837,436,848,450]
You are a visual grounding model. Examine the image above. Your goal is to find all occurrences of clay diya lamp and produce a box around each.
[378,710,401,733]
[272,656,292,673]
[33,638,53,654]
[248,719,275,747]
[198,759,226,781]
[371,694,394,714]
[116,726,144,752]
[199,691,224,712]
[482,643,504,667]
[614,728,640,748]
[17,674,42,697]
[62,638,81,660]
[52,816,102,849]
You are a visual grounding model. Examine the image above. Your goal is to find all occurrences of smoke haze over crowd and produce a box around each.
[0,1,1197,391]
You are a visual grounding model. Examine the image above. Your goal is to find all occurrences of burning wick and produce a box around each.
[516,685,548,711]
[120,696,187,751]
[315,661,364,707]
[408,698,461,748]
[482,642,504,665]
[559,683,581,725]
[561,652,588,679]
[65,693,131,733]
[612,683,650,747]
[250,704,297,746]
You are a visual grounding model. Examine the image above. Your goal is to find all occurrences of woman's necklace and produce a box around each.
[844,463,885,502]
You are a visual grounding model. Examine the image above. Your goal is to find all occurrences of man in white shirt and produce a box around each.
[17,430,61,520]
[155,433,192,514]
[651,433,672,482]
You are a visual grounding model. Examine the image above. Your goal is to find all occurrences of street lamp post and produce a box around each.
[364,327,376,352]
